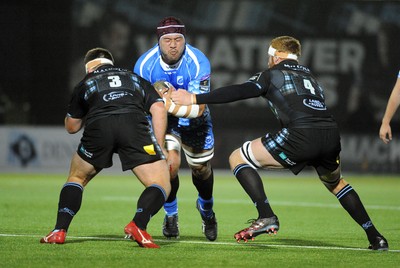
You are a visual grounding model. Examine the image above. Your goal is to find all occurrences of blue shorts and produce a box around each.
[167,112,214,151]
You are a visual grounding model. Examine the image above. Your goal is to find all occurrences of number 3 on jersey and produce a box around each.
[108,75,122,87]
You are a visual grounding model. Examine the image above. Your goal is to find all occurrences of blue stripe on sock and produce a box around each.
[336,184,353,200]
[149,184,167,201]
[63,182,83,191]
[233,164,251,176]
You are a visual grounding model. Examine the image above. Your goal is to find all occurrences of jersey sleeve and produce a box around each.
[133,45,159,81]
[187,46,211,94]
[195,71,268,104]
[196,81,263,104]
[133,57,143,77]
[66,83,88,118]
[247,71,273,90]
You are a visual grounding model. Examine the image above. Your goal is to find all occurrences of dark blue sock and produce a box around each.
[55,182,83,231]
[336,184,381,241]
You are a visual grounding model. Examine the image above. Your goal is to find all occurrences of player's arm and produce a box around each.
[65,86,86,134]
[154,81,204,118]
[171,82,263,105]
[164,96,205,118]
[64,114,83,134]
[149,101,167,149]
[379,75,400,144]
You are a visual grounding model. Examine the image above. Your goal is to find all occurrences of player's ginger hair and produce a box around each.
[270,36,301,58]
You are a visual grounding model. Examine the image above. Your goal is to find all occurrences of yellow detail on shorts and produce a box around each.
[143,144,156,155]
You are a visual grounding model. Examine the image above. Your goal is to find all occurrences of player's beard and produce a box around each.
[161,49,184,65]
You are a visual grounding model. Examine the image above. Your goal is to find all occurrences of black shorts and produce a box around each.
[261,128,341,175]
[77,113,165,171]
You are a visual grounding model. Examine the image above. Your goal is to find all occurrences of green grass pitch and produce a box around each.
[0,171,399,267]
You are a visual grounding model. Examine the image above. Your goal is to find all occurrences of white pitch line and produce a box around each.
[1,233,398,252]
[101,196,400,211]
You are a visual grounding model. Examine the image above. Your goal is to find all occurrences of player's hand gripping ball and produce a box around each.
[153,80,175,98]
[153,80,202,118]
[153,80,176,112]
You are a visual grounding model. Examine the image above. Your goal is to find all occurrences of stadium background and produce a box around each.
[1,0,400,173]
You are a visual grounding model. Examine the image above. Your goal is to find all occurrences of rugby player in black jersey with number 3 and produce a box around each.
[40,48,170,248]
[171,36,388,250]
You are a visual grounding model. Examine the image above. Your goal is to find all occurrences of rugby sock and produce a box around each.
[166,175,179,203]
[336,184,381,241]
[164,175,179,215]
[134,184,167,230]
[55,182,83,231]
[196,195,214,218]
[233,164,275,219]
[164,198,178,216]
[192,168,214,200]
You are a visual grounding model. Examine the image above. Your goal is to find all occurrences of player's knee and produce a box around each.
[231,141,261,170]
[229,149,243,170]
[319,166,342,192]
[191,161,212,179]
[169,162,180,178]
[153,176,171,197]
[166,150,181,178]
[67,174,91,187]
[67,176,84,185]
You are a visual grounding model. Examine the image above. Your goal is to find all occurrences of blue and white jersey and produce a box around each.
[134,43,212,128]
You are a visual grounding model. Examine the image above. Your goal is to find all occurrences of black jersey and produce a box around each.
[250,60,336,128]
[67,65,162,126]
[196,60,337,129]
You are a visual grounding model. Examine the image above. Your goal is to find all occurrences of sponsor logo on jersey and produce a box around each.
[200,78,210,91]
[103,91,133,102]
[279,152,296,166]
[79,145,93,158]
[177,75,184,86]
[200,79,209,87]
[303,98,327,110]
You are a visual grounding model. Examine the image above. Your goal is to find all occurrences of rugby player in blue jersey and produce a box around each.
[134,17,217,241]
